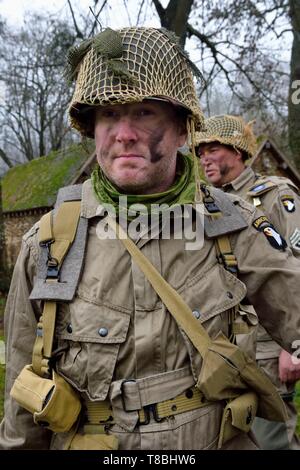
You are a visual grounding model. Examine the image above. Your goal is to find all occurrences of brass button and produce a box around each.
[171,404,177,412]
[192,310,201,319]
[66,324,72,334]
[98,327,108,337]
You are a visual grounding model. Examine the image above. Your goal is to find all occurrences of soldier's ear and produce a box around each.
[235,149,243,161]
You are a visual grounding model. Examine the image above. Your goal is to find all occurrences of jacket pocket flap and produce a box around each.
[56,298,130,344]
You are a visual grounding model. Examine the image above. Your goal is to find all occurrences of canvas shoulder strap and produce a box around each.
[30,185,87,302]
[32,193,83,377]
[107,217,211,359]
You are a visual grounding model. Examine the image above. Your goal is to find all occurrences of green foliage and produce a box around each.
[1,142,94,213]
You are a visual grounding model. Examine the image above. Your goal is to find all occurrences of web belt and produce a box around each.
[85,386,210,429]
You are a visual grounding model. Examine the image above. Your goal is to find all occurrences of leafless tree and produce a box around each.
[0,13,77,168]
[66,0,295,164]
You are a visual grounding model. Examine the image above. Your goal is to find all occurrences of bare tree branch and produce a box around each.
[67,0,84,39]
[0,148,13,168]
[137,0,147,25]
[152,0,166,22]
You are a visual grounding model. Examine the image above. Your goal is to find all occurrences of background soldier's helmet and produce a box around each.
[66,27,204,138]
[196,114,257,160]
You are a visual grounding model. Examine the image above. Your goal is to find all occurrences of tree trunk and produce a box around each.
[288,0,300,169]
[153,0,194,46]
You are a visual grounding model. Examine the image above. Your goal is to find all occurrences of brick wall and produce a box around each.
[3,210,48,269]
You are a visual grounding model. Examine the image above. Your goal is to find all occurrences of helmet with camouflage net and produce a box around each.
[66,27,204,138]
[195,114,257,160]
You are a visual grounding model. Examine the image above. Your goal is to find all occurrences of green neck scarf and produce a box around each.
[91,153,195,217]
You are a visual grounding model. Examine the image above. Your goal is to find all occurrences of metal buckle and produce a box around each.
[42,241,60,280]
[139,404,164,425]
[121,379,165,425]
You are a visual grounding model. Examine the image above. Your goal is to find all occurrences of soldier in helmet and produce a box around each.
[196,114,300,450]
[1,27,300,451]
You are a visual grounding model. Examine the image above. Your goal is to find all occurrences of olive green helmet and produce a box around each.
[66,27,204,137]
[196,114,257,160]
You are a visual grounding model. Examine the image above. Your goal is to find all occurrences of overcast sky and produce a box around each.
[0,0,161,28]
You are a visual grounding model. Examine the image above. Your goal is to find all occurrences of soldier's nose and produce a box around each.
[116,118,138,143]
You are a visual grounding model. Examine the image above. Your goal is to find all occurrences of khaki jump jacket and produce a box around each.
[222,167,300,394]
[1,179,300,450]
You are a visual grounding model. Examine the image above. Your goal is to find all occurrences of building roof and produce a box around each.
[1,143,94,214]
[251,138,300,188]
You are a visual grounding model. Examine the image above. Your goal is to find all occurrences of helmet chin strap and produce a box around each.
[187,116,203,204]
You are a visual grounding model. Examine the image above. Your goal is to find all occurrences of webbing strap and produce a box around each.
[215,234,238,271]
[155,386,206,419]
[85,386,207,425]
[32,302,57,376]
[107,218,211,358]
[39,211,53,244]
[32,201,82,377]
[39,201,81,266]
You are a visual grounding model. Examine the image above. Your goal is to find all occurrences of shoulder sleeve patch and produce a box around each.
[281,195,296,213]
[247,180,277,197]
[252,217,287,251]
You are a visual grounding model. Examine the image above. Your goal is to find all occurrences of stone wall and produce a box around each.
[3,209,49,269]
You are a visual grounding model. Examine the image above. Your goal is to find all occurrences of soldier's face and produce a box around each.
[198,143,244,187]
[94,101,187,194]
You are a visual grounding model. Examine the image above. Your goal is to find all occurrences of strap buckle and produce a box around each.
[120,379,165,425]
[43,241,60,280]
[138,404,164,425]
[204,200,220,214]
[217,252,238,274]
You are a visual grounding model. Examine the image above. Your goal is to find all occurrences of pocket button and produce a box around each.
[98,327,108,337]
[192,310,201,319]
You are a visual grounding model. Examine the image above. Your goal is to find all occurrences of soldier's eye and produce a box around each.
[102,110,119,119]
[136,108,154,117]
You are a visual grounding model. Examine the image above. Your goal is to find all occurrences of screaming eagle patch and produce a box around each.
[253,216,287,251]
[281,195,296,213]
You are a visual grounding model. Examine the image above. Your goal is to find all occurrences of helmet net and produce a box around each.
[69,27,204,137]
[195,115,257,159]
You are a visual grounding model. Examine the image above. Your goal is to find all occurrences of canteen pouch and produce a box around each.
[197,331,287,422]
[10,364,81,433]
[217,391,258,448]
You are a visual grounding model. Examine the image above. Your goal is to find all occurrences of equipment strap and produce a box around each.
[39,201,81,267]
[85,386,209,426]
[32,201,82,377]
[107,218,211,359]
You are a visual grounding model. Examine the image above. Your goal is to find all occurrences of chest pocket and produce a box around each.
[178,262,247,380]
[55,296,130,400]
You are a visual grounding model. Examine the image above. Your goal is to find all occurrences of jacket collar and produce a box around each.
[222,166,256,192]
